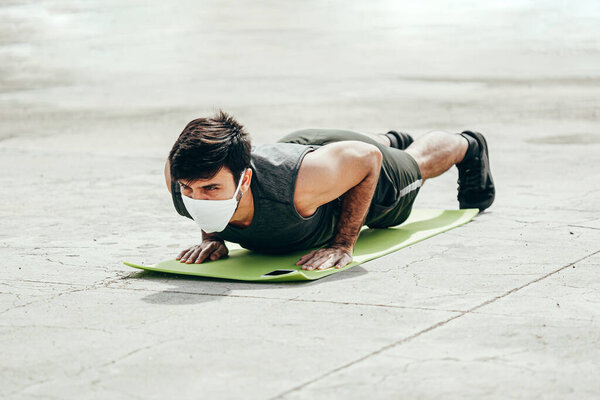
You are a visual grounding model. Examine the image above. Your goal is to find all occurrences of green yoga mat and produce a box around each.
[125,209,477,282]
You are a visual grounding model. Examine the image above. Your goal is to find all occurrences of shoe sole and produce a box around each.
[459,130,495,211]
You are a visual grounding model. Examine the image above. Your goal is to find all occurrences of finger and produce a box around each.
[209,246,223,261]
[296,250,317,265]
[314,253,337,270]
[210,244,228,260]
[317,254,338,270]
[300,249,329,268]
[195,245,214,264]
[336,254,353,268]
[178,249,190,262]
[301,256,316,270]
[217,243,229,257]
[186,247,203,264]
[301,253,322,270]
[185,248,202,264]
[176,248,189,260]
[179,249,195,263]
[296,257,306,266]
[305,254,331,270]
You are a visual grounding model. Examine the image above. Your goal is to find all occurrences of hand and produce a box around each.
[296,246,353,271]
[176,240,228,264]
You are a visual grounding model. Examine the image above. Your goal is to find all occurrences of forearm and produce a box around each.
[330,156,381,250]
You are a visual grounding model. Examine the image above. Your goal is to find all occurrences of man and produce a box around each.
[164,110,494,271]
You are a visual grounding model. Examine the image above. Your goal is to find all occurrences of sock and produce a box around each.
[384,132,399,148]
[458,132,480,165]
[385,130,414,150]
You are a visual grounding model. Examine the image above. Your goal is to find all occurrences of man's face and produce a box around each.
[178,167,240,201]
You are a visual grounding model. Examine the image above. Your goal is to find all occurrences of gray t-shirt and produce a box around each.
[171,143,342,254]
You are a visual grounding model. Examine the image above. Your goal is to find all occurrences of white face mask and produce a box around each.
[181,169,248,233]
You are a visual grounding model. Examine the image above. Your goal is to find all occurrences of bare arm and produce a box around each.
[293,141,382,270]
[329,164,380,249]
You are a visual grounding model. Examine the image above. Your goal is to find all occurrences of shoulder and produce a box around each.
[249,142,319,205]
[251,143,315,164]
[251,143,318,178]
[294,141,382,216]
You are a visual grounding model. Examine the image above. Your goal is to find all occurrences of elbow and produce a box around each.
[363,143,383,175]
[343,141,383,177]
[371,145,383,166]
[346,141,383,181]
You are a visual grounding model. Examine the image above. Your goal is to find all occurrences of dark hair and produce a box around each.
[168,110,252,183]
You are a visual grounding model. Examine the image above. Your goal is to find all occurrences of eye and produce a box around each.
[206,186,218,191]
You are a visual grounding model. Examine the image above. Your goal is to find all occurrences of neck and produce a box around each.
[229,186,254,228]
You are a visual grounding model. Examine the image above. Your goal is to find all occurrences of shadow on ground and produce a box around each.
[126,266,369,305]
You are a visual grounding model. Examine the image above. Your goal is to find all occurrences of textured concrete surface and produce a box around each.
[1,1,599,399]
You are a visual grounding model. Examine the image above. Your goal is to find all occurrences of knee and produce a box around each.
[424,130,452,139]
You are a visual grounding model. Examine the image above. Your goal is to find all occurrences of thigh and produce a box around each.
[365,182,420,228]
[365,149,423,228]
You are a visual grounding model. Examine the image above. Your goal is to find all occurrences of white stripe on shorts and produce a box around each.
[398,179,422,198]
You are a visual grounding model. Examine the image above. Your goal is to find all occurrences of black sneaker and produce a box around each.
[385,130,414,150]
[457,130,495,212]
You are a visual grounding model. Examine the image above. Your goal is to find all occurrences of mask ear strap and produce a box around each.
[233,168,248,198]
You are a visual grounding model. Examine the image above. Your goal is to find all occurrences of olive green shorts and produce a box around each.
[277,128,422,228]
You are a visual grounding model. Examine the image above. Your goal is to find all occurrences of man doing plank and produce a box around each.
[164,110,494,271]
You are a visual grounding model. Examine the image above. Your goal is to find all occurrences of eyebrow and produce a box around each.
[179,181,220,189]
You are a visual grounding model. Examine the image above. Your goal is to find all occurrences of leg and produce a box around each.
[404,131,468,183]
[362,131,414,149]
[278,128,391,147]
[405,130,495,211]
[365,130,475,228]
[278,128,411,149]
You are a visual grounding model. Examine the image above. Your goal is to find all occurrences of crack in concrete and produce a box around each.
[568,224,600,231]
[269,249,600,399]
[402,247,449,271]
[1,246,96,249]
[396,350,536,376]
[45,257,86,268]
[0,323,113,333]
[0,279,90,287]
[0,275,129,316]
[465,311,595,323]
[91,337,182,372]
[1,276,150,399]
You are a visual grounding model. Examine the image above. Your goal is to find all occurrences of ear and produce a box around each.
[241,168,252,192]
[164,158,172,193]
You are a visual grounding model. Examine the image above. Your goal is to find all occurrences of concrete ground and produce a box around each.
[1,1,599,398]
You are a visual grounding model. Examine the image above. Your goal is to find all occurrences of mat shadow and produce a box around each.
[128,266,369,305]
